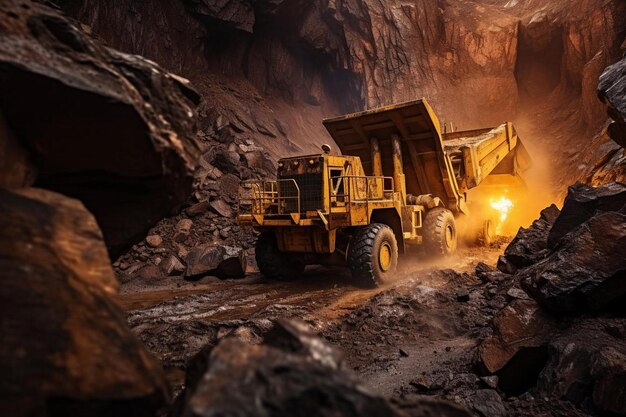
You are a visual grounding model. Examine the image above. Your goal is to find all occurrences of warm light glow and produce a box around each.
[490,196,514,235]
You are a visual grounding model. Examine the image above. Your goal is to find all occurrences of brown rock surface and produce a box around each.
[599,55,626,148]
[547,182,626,248]
[0,188,168,417]
[0,0,201,257]
[185,244,246,279]
[521,210,626,314]
[176,320,472,417]
[478,300,556,375]
[497,204,560,273]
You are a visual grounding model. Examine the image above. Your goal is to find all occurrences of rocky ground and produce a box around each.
[2,1,626,417]
[119,183,626,417]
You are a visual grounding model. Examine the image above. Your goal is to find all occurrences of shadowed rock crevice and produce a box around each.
[0,0,202,257]
[515,19,564,102]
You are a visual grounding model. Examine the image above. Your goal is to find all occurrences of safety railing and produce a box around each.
[238,179,300,216]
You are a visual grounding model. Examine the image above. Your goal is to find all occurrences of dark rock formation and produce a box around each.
[521,210,626,314]
[599,55,626,148]
[534,320,626,415]
[479,183,626,413]
[497,204,560,273]
[495,183,626,314]
[176,319,472,417]
[0,0,201,257]
[479,300,626,414]
[185,244,246,279]
[548,182,626,248]
[0,188,168,417]
[478,300,556,376]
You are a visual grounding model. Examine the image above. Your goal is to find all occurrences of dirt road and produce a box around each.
[117,244,506,401]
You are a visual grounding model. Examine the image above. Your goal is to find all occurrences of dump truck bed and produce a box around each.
[323,99,530,213]
[443,123,531,192]
[323,99,466,212]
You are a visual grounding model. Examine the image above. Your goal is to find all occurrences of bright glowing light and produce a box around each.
[490,196,514,235]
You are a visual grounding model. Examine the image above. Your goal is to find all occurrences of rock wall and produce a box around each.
[0,0,202,257]
[57,0,626,193]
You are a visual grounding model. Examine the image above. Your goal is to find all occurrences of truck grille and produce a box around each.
[279,173,323,212]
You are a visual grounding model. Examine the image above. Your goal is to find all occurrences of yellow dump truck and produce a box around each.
[238,99,530,287]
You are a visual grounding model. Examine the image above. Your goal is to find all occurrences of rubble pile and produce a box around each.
[480,182,626,415]
[173,320,473,417]
[113,128,276,285]
[0,1,206,415]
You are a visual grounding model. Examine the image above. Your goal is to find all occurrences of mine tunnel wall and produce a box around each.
[57,0,625,134]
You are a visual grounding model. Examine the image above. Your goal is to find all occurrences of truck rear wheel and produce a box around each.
[347,223,398,288]
[423,207,457,256]
[255,233,305,281]
[481,219,495,246]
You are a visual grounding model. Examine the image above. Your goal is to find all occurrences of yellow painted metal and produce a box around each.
[237,152,403,253]
[322,98,466,213]
[371,137,383,177]
[379,242,392,271]
[276,227,336,254]
[391,134,407,204]
[443,122,531,193]
[237,98,532,258]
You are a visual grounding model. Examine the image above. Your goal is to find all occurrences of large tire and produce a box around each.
[481,218,495,246]
[255,233,305,281]
[423,207,457,256]
[347,223,398,288]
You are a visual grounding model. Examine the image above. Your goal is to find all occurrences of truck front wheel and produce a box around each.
[347,223,398,288]
[255,233,305,281]
[423,207,457,256]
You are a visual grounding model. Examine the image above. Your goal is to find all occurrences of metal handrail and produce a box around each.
[238,179,300,216]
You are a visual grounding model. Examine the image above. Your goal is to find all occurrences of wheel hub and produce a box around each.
[379,242,392,272]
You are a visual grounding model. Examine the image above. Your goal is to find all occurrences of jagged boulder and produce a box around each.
[534,319,626,414]
[176,320,472,417]
[547,182,626,248]
[497,204,560,273]
[478,300,556,379]
[185,244,246,279]
[0,188,169,417]
[480,299,626,411]
[0,0,201,257]
[520,210,626,314]
[599,55,626,148]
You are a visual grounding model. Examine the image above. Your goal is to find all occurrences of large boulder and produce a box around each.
[0,188,169,417]
[481,301,626,413]
[185,244,246,279]
[520,210,626,314]
[0,0,201,257]
[176,320,472,417]
[497,204,560,273]
[547,182,626,248]
[599,56,626,148]
[534,319,626,415]
[478,300,556,395]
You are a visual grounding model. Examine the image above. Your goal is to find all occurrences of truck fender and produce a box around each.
[370,208,405,254]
